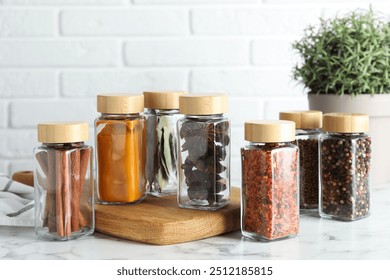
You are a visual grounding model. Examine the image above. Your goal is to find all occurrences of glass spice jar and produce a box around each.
[320,113,371,221]
[144,91,185,197]
[241,120,299,241]
[177,93,230,210]
[280,110,322,212]
[34,122,94,241]
[95,94,146,204]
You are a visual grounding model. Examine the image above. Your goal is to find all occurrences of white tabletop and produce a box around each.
[1,185,390,260]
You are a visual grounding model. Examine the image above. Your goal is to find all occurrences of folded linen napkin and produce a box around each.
[0,174,34,226]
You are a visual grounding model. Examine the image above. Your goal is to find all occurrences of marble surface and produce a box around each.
[1,185,390,260]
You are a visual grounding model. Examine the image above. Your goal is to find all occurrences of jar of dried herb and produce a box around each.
[178,93,230,210]
[144,91,185,197]
[34,122,94,241]
[280,110,322,211]
[320,113,371,221]
[95,94,146,204]
[241,120,299,241]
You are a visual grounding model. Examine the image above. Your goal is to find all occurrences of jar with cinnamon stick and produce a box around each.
[34,122,94,241]
[95,94,146,204]
[320,113,371,221]
[241,120,299,241]
[144,91,185,197]
[178,93,230,210]
[279,110,322,212]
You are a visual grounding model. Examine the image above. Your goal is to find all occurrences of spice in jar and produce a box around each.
[280,110,322,211]
[320,113,371,221]
[144,91,185,197]
[178,93,230,210]
[34,122,94,240]
[241,120,299,241]
[95,94,146,204]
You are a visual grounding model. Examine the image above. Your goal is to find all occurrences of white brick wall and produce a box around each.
[0,0,387,186]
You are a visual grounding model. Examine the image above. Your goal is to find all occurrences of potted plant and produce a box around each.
[292,8,390,185]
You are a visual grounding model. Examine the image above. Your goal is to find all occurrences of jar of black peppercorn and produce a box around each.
[144,91,185,197]
[320,113,371,221]
[280,110,322,212]
[178,93,230,210]
[241,120,299,241]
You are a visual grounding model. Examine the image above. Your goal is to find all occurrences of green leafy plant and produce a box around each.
[293,9,390,96]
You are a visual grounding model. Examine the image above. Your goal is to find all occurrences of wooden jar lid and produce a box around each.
[97,94,144,114]
[279,110,322,129]
[323,113,369,133]
[244,120,296,143]
[143,91,186,110]
[38,121,89,143]
[179,93,228,115]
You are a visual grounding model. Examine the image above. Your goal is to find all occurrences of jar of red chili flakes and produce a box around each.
[241,120,299,241]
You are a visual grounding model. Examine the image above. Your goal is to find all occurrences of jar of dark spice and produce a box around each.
[34,122,94,241]
[144,91,185,197]
[178,93,230,210]
[241,120,299,241]
[280,110,322,211]
[320,113,371,221]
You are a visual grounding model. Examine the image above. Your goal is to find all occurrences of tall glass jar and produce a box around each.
[177,93,230,210]
[144,91,185,197]
[280,110,322,211]
[95,94,146,204]
[241,120,299,241]
[34,122,94,241]
[320,113,371,221]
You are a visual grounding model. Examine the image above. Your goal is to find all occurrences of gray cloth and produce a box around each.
[0,174,34,226]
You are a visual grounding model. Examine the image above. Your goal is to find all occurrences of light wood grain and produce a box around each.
[95,187,240,245]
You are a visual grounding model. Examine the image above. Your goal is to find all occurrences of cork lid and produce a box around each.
[143,91,186,109]
[179,93,228,115]
[38,121,89,143]
[279,110,322,129]
[323,113,369,133]
[97,94,144,114]
[244,120,296,142]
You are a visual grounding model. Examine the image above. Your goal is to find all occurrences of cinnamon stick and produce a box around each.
[79,148,91,192]
[70,150,81,232]
[55,150,64,237]
[47,149,57,232]
[78,148,91,230]
[62,150,72,237]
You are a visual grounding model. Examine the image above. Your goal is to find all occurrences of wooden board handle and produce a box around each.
[12,171,34,187]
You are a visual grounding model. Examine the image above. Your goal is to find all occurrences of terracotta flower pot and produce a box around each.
[308,94,390,186]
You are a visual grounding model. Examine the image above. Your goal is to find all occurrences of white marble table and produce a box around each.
[1,185,390,260]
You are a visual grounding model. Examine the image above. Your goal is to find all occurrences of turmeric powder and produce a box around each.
[95,94,146,204]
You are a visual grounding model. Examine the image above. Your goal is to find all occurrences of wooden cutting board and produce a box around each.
[95,187,241,245]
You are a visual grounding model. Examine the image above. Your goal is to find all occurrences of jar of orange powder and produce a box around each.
[95,94,146,204]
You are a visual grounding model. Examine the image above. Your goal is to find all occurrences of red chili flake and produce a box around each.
[241,143,299,240]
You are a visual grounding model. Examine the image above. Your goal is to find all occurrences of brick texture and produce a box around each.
[61,9,189,36]
[0,9,56,37]
[61,70,187,97]
[0,71,57,97]
[0,41,120,67]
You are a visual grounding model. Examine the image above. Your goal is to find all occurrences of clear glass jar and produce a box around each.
[280,110,322,211]
[34,122,94,241]
[319,113,371,221]
[241,121,299,241]
[144,91,185,197]
[177,94,230,210]
[95,94,146,205]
